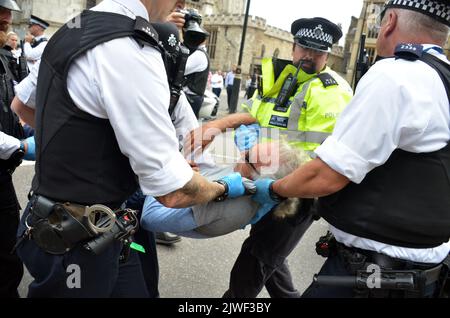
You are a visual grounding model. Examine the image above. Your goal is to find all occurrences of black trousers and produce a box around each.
[226,86,233,110]
[223,200,315,298]
[0,173,23,298]
[16,203,149,298]
[212,87,222,98]
[133,226,159,298]
[186,94,204,119]
[125,189,160,298]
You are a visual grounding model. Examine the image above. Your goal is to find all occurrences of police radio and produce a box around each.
[273,62,303,112]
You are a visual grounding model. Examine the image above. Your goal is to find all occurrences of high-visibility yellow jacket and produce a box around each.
[243,57,353,152]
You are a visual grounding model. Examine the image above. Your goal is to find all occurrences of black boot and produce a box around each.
[155,232,181,245]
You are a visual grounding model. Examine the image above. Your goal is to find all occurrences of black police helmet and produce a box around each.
[151,22,180,53]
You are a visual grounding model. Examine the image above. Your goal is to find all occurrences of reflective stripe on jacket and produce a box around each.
[242,57,353,152]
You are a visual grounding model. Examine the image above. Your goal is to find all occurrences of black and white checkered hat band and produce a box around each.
[30,18,47,29]
[295,28,333,45]
[385,0,450,26]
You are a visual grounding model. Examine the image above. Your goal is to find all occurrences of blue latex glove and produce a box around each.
[248,203,277,225]
[219,172,245,198]
[23,136,35,161]
[234,123,260,151]
[251,178,278,206]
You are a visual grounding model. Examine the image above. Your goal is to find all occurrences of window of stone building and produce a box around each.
[206,28,218,59]
[367,24,379,39]
[367,47,376,65]
[86,0,96,9]
[273,48,280,58]
[260,45,266,57]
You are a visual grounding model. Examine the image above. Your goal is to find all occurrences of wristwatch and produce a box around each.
[269,182,286,202]
[213,180,229,202]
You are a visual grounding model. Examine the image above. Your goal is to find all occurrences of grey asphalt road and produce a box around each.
[13,91,327,298]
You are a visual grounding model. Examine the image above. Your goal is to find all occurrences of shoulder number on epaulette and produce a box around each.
[394,43,423,61]
[317,73,338,88]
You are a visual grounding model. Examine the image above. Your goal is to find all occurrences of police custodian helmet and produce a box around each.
[0,0,21,12]
[291,17,343,52]
[382,0,449,27]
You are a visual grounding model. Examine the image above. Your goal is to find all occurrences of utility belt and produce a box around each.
[19,194,138,256]
[314,232,450,297]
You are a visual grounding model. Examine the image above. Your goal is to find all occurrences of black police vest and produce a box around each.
[318,49,450,249]
[33,10,160,208]
[31,37,48,48]
[0,49,23,139]
[185,48,210,96]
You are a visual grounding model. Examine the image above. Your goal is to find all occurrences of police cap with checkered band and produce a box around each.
[291,17,343,52]
[382,0,449,26]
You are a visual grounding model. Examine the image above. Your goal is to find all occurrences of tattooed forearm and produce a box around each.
[156,173,226,208]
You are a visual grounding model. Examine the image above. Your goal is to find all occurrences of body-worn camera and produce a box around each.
[179,8,209,49]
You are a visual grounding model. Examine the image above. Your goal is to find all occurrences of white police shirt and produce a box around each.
[24,34,47,69]
[15,60,40,108]
[171,92,217,169]
[64,0,193,197]
[0,131,20,160]
[315,45,450,263]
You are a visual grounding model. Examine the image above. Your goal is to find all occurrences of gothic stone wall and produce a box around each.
[205,16,294,75]
[13,0,87,37]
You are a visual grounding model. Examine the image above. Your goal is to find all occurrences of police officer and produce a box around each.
[253,0,450,298]
[0,0,36,298]
[182,11,210,118]
[16,0,245,298]
[186,17,352,297]
[24,15,48,69]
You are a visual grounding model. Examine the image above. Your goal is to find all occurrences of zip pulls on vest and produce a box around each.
[273,61,305,111]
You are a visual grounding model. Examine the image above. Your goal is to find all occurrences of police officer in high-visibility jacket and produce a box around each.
[242,18,352,154]
[185,17,352,298]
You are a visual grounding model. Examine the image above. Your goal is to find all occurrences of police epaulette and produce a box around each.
[394,43,423,61]
[317,73,338,88]
[134,16,159,47]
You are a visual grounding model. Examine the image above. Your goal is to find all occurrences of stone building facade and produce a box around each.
[346,0,450,87]
[8,0,345,77]
[11,0,99,38]
[196,0,345,77]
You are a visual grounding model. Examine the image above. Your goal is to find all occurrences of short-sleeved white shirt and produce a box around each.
[62,0,194,196]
